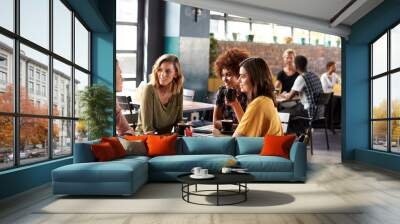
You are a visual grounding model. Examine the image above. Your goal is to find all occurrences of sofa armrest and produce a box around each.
[73,140,100,163]
[289,142,307,181]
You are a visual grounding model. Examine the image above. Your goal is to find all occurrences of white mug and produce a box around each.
[191,167,202,176]
[221,167,232,174]
[200,169,208,176]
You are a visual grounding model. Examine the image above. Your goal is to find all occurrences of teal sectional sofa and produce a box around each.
[52,137,307,196]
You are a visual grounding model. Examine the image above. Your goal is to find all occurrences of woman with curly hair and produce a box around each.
[233,57,282,137]
[213,48,249,130]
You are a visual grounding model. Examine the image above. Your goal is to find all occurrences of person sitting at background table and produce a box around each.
[230,57,283,137]
[320,61,341,93]
[115,60,135,136]
[136,54,184,134]
[213,48,249,130]
[274,49,299,94]
[280,55,323,134]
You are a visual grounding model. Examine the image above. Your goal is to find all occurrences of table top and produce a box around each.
[177,172,255,184]
[276,96,300,103]
[129,98,214,113]
[183,101,215,113]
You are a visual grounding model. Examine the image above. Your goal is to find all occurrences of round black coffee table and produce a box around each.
[177,173,255,206]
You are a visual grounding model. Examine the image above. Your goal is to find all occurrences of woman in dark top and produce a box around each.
[275,49,299,93]
[213,48,249,129]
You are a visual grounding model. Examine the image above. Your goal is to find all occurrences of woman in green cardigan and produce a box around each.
[136,54,184,134]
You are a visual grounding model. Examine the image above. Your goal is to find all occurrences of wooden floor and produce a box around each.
[1,130,400,224]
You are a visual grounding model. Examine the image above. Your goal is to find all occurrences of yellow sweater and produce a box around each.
[235,96,283,137]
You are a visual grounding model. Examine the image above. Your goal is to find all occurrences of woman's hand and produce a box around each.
[225,97,239,107]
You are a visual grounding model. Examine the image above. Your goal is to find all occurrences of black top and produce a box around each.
[177,173,255,185]
[215,86,247,124]
[277,70,299,93]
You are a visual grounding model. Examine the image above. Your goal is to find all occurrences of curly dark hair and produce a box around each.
[214,48,249,78]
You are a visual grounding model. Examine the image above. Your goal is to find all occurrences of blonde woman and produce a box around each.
[274,49,299,94]
[136,54,184,134]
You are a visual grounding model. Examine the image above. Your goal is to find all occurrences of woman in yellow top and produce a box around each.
[230,57,283,137]
[136,54,184,134]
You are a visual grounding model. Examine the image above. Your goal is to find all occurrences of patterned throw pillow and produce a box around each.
[118,138,147,156]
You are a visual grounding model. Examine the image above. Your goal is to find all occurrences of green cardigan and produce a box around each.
[136,84,183,134]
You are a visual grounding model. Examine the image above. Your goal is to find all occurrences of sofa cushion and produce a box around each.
[115,155,150,163]
[236,137,263,155]
[149,154,235,172]
[178,137,235,155]
[260,135,296,159]
[147,134,177,157]
[236,155,293,172]
[119,138,147,156]
[53,159,147,183]
[101,137,127,158]
[91,142,118,161]
[125,135,148,141]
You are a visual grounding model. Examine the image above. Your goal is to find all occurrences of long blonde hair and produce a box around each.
[150,54,184,95]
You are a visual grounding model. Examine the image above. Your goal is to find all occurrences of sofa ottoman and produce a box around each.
[52,156,148,196]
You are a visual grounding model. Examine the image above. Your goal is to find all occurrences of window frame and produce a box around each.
[210,12,341,47]
[369,20,400,154]
[0,0,92,171]
[116,0,144,88]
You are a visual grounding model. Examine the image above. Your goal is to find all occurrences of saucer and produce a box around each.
[190,174,215,179]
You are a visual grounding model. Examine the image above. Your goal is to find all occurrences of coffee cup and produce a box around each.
[191,167,202,176]
[225,88,236,102]
[221,167,232,174]
[199,169,208,176]
[221,119,233,132]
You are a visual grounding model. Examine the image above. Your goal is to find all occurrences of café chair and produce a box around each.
[292,93,332,155]
[183,89,195,101]
[117,95,138,128]
[278,112,290,134]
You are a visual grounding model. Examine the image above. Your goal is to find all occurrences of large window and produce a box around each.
[209,11,341,47]
[116,0,140,94]
[370,23,400,153]
[0,0,91,170]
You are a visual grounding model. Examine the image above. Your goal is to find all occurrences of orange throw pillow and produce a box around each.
[101,137,126,158]
[146,134,177,157]
[91,142,117,161]
[260,135,296,159]
[125,135,148,142]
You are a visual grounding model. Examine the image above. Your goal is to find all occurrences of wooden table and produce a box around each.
[183,100,214,113]
[130,98,214,113]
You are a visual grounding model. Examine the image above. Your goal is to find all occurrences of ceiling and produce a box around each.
[225,0,352,24]
[166,0,384,37]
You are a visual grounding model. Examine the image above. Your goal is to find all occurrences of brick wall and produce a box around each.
[216,41,341,77]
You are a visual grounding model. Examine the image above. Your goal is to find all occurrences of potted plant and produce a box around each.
[273,35,278,43]
[284,36,293,44]
[315,39,320,45]
[246,34,254,42]
[79,84,114,140]
[208,35,222,92]
[301,37,306,45]
[232,32,238,41]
